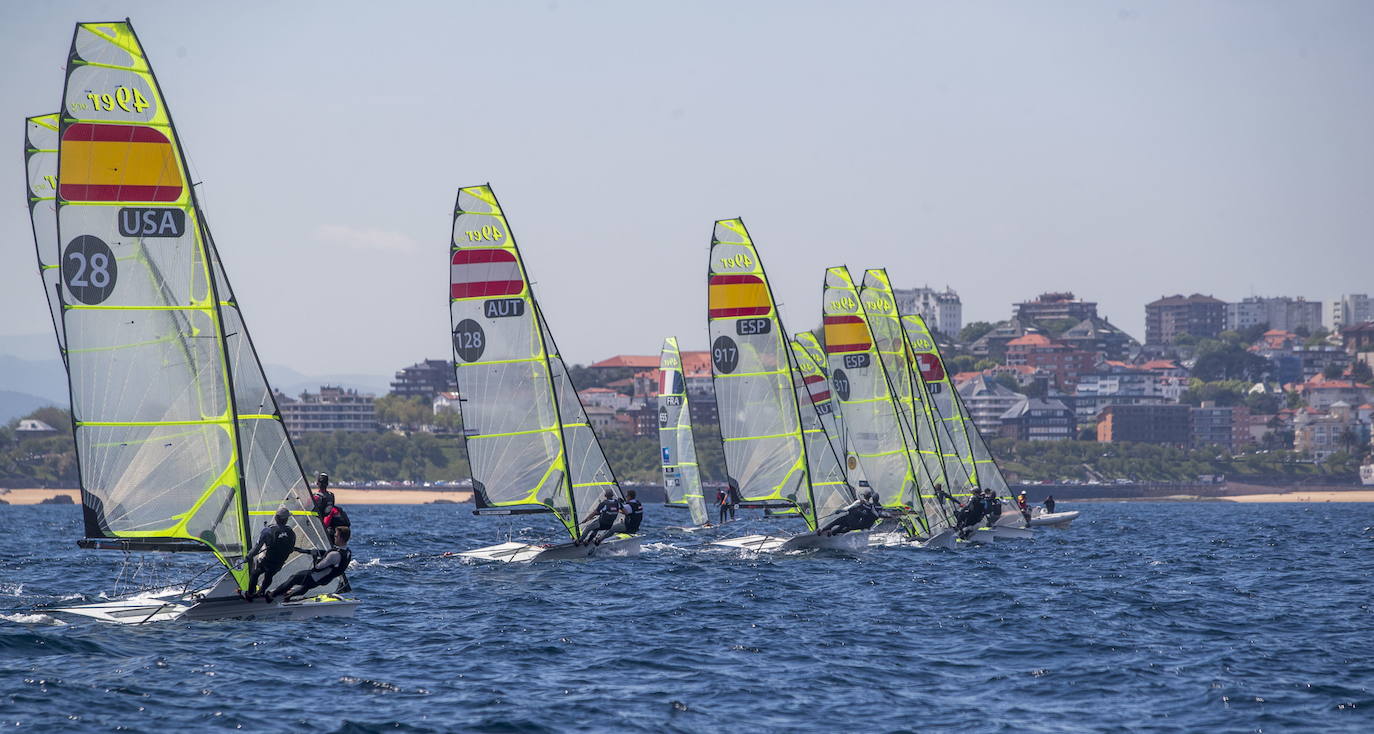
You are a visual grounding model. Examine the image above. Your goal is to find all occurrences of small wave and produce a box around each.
[0,612,66,626]
[1,583,23,597]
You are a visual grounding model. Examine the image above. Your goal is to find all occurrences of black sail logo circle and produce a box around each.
[832,369,850,401]
[61,235,118,305]
[711,335,740,374]
[453,319,486,362]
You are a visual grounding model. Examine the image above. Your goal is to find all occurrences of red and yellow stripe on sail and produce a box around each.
[708,274,770,319]
[824,315,870,353]
[59,123,183,202]
[451,248,523,299]
[803,374,831,404]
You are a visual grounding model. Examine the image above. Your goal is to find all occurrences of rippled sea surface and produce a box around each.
[3,501,1373,732]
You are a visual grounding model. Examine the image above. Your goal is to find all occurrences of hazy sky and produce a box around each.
[3,1,1372,376]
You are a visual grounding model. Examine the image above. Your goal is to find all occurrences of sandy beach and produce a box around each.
[0,488,472,506]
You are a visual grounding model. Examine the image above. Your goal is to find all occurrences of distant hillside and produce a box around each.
[0,390,55,423]
[263,364,392,398]
[0,355,68,407]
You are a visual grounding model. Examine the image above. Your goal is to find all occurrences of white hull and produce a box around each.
[458,534,642,563]
[992,524,1034,540]
[961,528,996,544]
[868,527,959,549]
[712,531,870,553]
[1029,511,1079,528]
[49,577,358,625]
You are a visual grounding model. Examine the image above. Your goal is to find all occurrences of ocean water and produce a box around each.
[1,501,1372,733]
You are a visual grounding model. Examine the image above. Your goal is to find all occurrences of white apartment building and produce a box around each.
[1226,296,1323,333]
[893,286,962,337]
[1330,294,1373,331]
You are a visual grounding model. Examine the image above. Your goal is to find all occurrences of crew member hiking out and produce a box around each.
[310,472,335,517]
[244,507,296,600]
[323,503,351,544]
[956,488,988,539]
[621,489,645,534]
[816,489,885,536]
[578,488,622,546]
[985,490,1004,526]
[269,526,352,603]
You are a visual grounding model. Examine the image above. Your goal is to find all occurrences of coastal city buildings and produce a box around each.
[998,397,1076,441]
[1096,404,1191,446]
[1013,292,1099,324]
[1328,294,1372,331]
[893,286,962,337]
[1225,296,1323,333]
[1145,293,1226,346]
[390,359,456,401]
[279,385,378,435]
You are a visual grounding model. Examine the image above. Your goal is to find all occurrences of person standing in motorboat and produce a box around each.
[269,526,352,603]
[1016,491,1031,526]
[1044,495,1057,514]
[310,472,335,517]
[578,488,623,546]
[716,483,738,524]
[621,489,645,534]
[816,489,885,536]
[244,507,296,600]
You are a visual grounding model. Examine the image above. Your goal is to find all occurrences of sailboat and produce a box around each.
[707,220,863,552]
[449,185,640,562]
[901,314,1035,539]
[27,21,356,623]
[658,337,712,531]
[822,267,958,548]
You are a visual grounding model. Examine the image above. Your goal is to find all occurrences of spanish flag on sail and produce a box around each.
[59,123,182,202]
[824,315,870,353]
[708,274,770,319]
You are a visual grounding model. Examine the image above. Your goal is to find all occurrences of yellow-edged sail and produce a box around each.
[44,21,332,591]
[449,185,621,541]
[658,337,709,526]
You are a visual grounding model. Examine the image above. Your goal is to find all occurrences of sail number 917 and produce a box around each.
[86,86,151,113]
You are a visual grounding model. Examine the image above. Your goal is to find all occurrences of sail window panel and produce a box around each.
[66,308,227,424]
[238,418,310,515]
[723,435,801,503]
[450,297,539,364]
[73,24,137,69]
[76,422,233,537]
[716,370,800,442]
[182,481,246,560]
[469,431,563,507]
[455,361,558,436]
[561,424,617,510]
[56,204,204,306]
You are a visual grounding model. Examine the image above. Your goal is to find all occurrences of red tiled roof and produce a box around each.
[952,371,981,383]
[1140,359,1179,370]
[588,355,659,369]
[1007,333,1054,347]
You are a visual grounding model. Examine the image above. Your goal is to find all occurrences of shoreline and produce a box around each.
[4,487,1372,506]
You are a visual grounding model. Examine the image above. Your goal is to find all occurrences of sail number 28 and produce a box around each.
[464,226,504,242]
[86,86,150,113]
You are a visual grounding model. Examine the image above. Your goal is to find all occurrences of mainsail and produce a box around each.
[902,314,1012,503]
[449,185,621,541]
[822,266,943,535]
[707,219,850,530]
[44,21,332,591]
[658,337,709,526]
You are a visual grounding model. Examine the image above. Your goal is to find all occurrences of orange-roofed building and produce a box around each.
[1297,374,1374,411]
[1005,333,1095,390]
[1259,330,1298,350]
[588,354,660,370]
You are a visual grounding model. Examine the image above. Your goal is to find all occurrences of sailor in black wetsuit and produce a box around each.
[985,490,1004,527]
[310,473,335,517]
[578,488,622,546]
[1044,495,1057,514]
[816,489,883,536]
[245,507,296,600]
[956,488,988,538]
[621,489,644,534]
[270,526,352,602]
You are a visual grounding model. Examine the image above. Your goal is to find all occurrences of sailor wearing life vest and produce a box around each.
[269,525,352,603]
[245,507,296,600]
[621,489,644,534]
[577,488,623,546]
